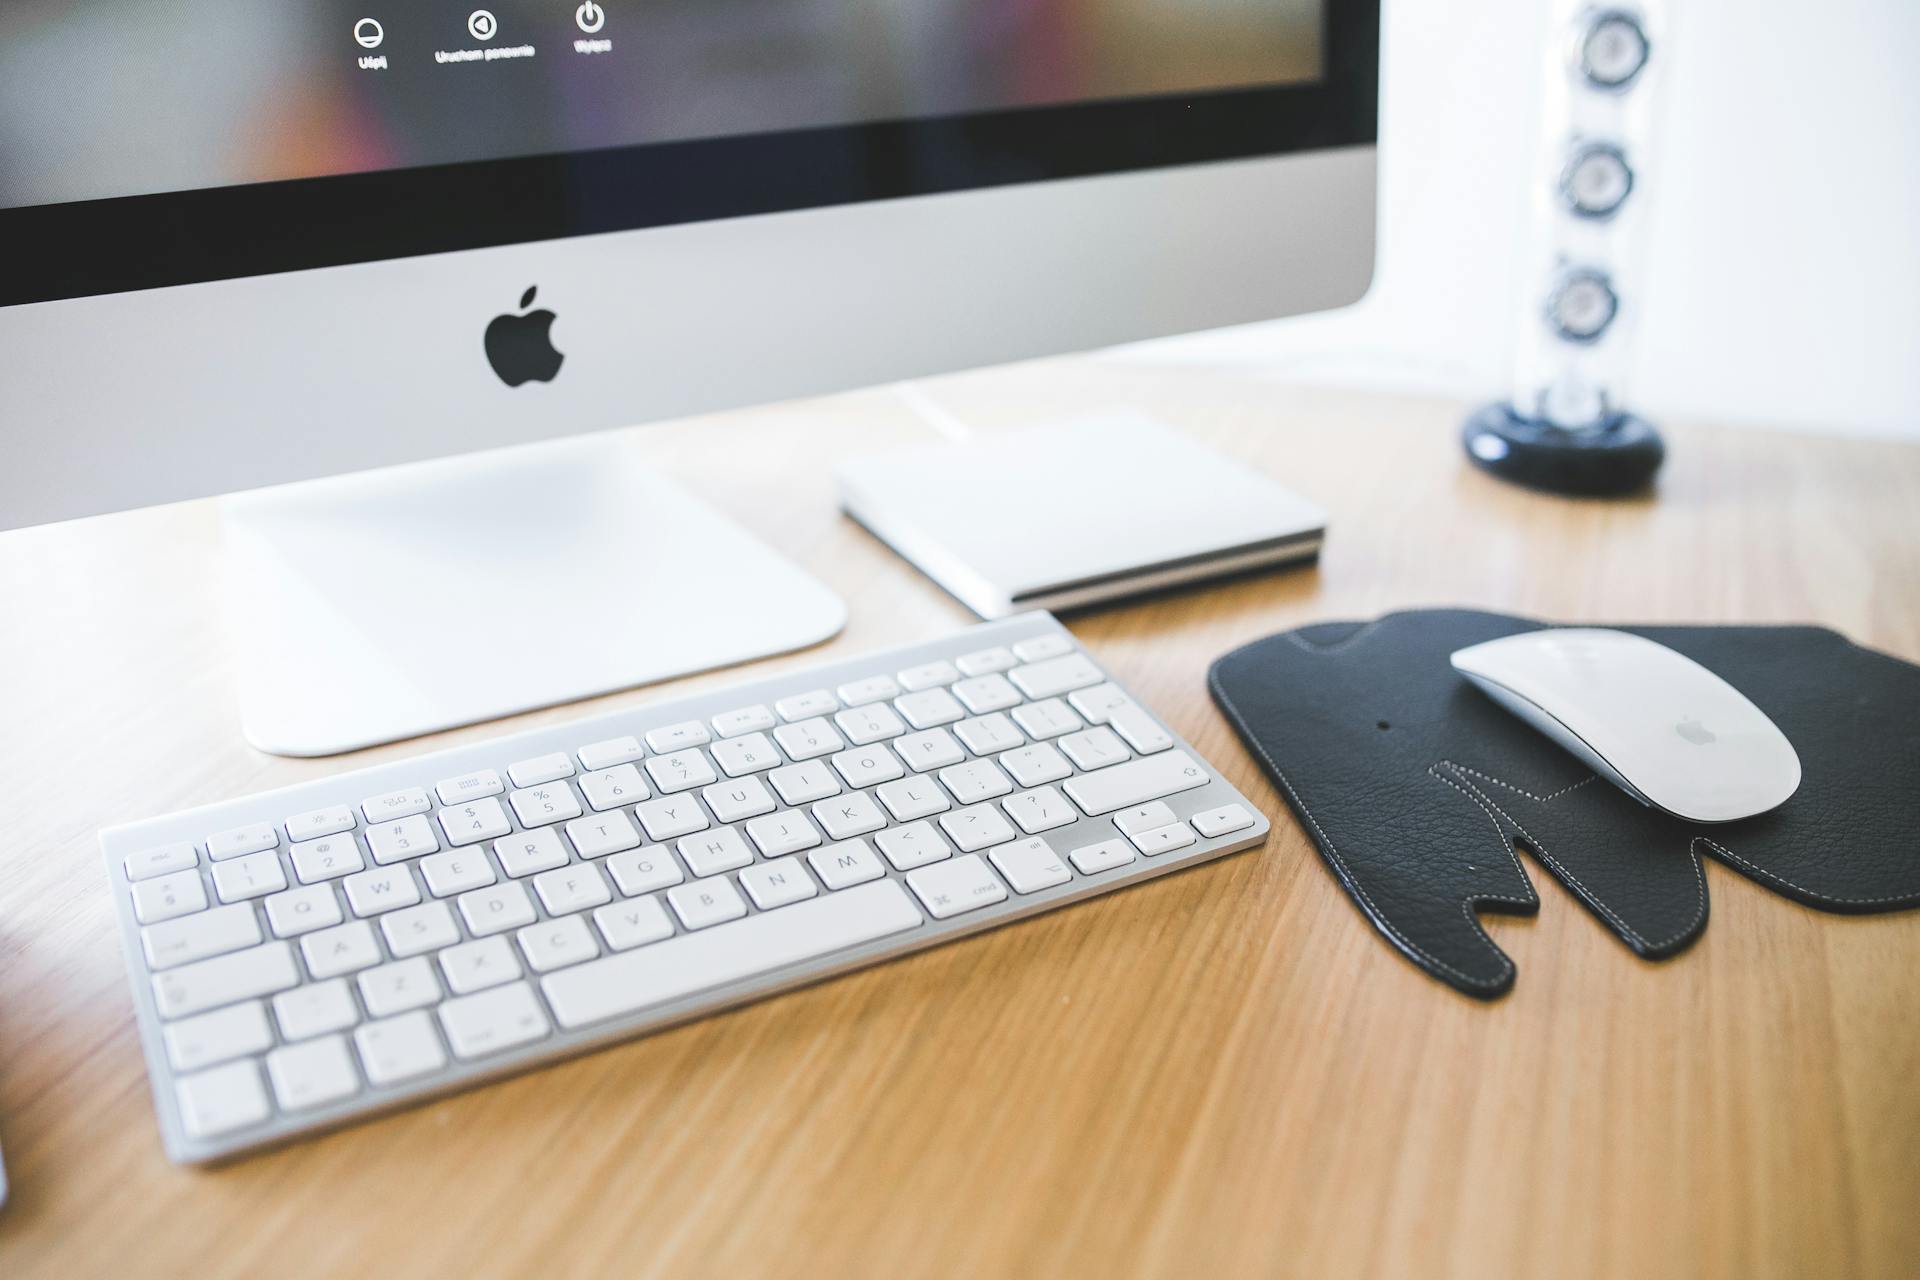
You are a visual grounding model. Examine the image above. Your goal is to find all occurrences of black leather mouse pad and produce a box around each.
[1208,610,1920,998]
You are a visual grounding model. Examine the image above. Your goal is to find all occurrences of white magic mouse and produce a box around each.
[1449,628,1801,824]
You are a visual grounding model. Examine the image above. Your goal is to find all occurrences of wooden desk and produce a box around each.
[3,359,1916,1279]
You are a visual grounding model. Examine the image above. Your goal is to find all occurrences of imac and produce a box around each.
[0,1,1378,754]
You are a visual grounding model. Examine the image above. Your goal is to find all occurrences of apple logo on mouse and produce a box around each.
[1675,717,1716,746]
[484,286,564,387]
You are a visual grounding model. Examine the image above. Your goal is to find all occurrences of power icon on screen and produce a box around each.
[575,3,606,33]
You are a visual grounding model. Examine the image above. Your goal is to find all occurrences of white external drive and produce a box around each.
[836,413,1326,618]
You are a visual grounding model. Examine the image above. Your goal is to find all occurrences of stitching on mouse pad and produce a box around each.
[1207,669,1523,992]
[1698,837,1918,907]
[1432,761,1706,953]
[1446,764,1597,805]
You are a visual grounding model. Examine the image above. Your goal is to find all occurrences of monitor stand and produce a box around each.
[221,434,847,757]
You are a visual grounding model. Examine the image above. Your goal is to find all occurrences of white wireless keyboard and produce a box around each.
[102,613,1268,1163]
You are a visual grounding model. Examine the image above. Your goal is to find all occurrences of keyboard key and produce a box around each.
[542,880,923,1030]
[359,956,440,1017]
[434,770,504,805]
[301,920,383,979]
[939,804,1018,853]
[1002,786,1076,834]
[517,915,601,973]
[419,847,497,897]
[646,749,717,793]
[836,675,900,706]
[267,1034,360,1111]
[265,883,343,938]
[495,827,570,877]
[775,689,838,721]
[153,940,299,1019]
[1109,705,1175,755]
[576,735,643,770]
[831,743,905,789]
[1113,801,1178,835]
[176,1059,271,1139]
[458,881,537,936]
[898,659,962,690]
[876,776,952,822]
[437,797,512,847]
[125,842,198,882]
[132,869,207,924]
[955,713,1024,756]
[1009,652,1103,699]
[835,703,906,746]
[211,850,287,903]
[439,982,552,1060]
[366,814,440,864]
[745,811,822,858]
[711,733,780,778]
[740,857,818,910]
[938,759,1013,805]
[1011,698,1083,740]
[1012,634,1074,662]
[1062,750,1209,815]
[769,760,842,805]
[990,837,1073,894]
[811,790,888,841]
[507,752,575,787]
[894,728,966,772]
[1000,742,1072,788]
[953,674,1021,714]
[593,896,675,951]
[284,805,355,844]
[207,823,278,862]
[712,704,776,737]
[635,794,710,841]
[532,862,613,915]
[380,900,459,957]
[1058,727,1132,772]
[875,820,952,872]
[274,979,359,1041]
[1131,822,1198,857]
[164,1000,273,1073]
[1192,803,1257,838]
[439,935,522,995]
[509,781,584,828]
[645,720,710,752]
[704,776,777,824]
[956,646,1017,676]
[605,846,685,896]
[564,809,642,860]
[343,864,420,916]
[143,902,261,971]
[1068,683,1133,725]
[808,838,886,890]
[667,877,748,930]
[773,717,846,762]
[894,687,966,729]
[1069,838,1137,875]
[906,854,1008,919]
[579,764,649,811]
[354,1011,447,1087]
[291,833,365,883]
[361,787,431,824]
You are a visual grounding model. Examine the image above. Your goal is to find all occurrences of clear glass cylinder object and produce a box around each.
[1510,2,1668,432]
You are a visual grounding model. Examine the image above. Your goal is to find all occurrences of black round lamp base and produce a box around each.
[1461,403,1664,496]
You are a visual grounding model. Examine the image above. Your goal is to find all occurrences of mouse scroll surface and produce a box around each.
[1449,629,1803,824]
[1209,611,1920,998]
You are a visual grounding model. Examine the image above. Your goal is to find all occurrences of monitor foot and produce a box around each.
[221,436,847,757]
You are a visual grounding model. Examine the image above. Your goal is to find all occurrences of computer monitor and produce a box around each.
[0,1,1378,754]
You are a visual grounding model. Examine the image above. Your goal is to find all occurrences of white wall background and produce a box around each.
[1129,0,1920,439]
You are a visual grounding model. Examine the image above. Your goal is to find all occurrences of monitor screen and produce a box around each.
[1,0,1323,209]
[0,1,1374,305]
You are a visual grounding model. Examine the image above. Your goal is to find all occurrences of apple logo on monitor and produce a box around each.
[485,286,564,387]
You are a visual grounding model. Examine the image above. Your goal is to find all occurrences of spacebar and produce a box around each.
[541,880,925,1029]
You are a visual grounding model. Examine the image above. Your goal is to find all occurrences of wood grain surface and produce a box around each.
[2,357,1916,1279]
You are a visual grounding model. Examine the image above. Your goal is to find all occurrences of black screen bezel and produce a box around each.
[0,1,1377,308]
